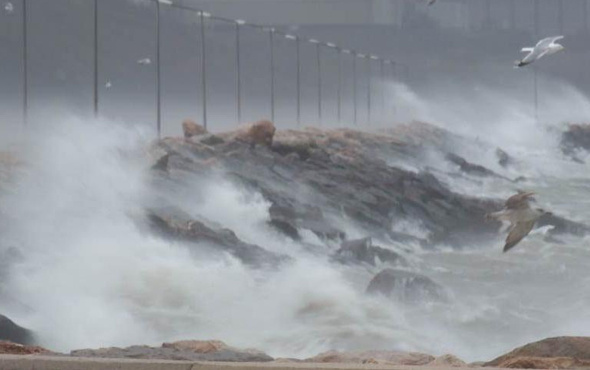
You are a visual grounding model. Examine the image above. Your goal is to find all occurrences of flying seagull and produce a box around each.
[137,58,152,66]
[487,191,550,252]
[515,36,564,68]
[4,2,14,14]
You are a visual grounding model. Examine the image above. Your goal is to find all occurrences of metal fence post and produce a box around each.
[337,48,342,123]
[155,0,161,136]
[22,0,28,126]
[352,52,357,126]
[269,28,275,123]
[296,36,301,126]
[93,0,98,118]
[308,40,321,125]
[367,57,371,125]
[379,59,385,121]
[200,11,208,130]
[235,20,243,124]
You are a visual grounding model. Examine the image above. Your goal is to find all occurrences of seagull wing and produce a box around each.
[536,36,564,49]
[505,192,535,210]
[503,220,536,252]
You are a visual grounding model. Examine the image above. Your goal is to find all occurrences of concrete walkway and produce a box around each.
[0,355,495,370]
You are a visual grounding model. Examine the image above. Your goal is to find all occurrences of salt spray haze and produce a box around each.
[0,114,411,357]
[2,76,590,362]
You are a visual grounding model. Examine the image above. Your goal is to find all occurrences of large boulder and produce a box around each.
[0,315,35,345]
[445,153,508,180]
[146,207,288,268]
[366,268,448,304]
[332,238,406,267]
[182,119,207,139]
[486,337,590,369]
[305,349,434,365]
[219,120,276,148]
[71,340,273,362]
[268,203,345,242]
[561,124,590,158]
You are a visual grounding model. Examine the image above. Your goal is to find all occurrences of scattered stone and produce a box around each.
[366,268,448,303]
[182,119,207,139]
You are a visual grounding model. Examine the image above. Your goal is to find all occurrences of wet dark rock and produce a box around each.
[332,238,407,267]
[199,134,225,146]
[268,203,345,242]
[147,206,288,268]
[71,340,273,362]
[496,148,515,168]
[151,153,169,172]
[366,268,448,303]
[445,153,506,179]
[152,124,589,252]
[0,315,35,346]
[561,124,590,159]
[535,213,590,238]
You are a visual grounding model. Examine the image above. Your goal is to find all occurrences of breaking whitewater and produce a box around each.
[3,82,590,364]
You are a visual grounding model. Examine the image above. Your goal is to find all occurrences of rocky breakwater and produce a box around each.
[150,120,502,251]
[148,120,588,255]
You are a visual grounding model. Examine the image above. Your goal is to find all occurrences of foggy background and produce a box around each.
[0,0,588,136]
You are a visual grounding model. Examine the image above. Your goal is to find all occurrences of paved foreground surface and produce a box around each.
[0,355,499,370]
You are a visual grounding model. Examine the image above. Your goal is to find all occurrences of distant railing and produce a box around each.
[11,0,409,135]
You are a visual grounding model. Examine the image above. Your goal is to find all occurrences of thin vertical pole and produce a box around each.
[269,29,275,123]
[93,0,98,118]
[317,43,321,125]
[380,59,384,123]
[22,0,28,126]
[367,59,371,125]
[155,0,162,137]
[533,0,539,123]
[391,61,398,116]
[337,50,342,124]
[353,54,357,126]
[235,23,241,124]
[200,12,208,130]
[534,66,538,123]
[296,37,301,125]
[558,0,563,35]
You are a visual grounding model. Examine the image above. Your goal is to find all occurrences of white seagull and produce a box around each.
[137,58,152,66]
[4,2,14,14]
[487,191,551,253]
[515,36,564,68]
